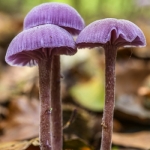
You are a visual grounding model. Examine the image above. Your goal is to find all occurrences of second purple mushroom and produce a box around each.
[76,18,146,150]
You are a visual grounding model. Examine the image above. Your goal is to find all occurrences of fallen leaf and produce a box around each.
[112,131,150,150]
[70,76,104,111]
[0,141,31,150]
[0,138,39,150]
[63,105,92,141]
[0,66,37,102]
[115,94,150,125]
[116,58,150,96]
[0,97,39,142]
[30,138,39,146]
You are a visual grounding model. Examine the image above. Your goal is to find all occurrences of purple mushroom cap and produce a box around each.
[76,18,146,48]
[5,24,76,67]
[24,2,85,35]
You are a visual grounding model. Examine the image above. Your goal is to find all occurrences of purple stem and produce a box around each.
[38,59,52,150]
[100,45,117,150]
[51,55,62,150]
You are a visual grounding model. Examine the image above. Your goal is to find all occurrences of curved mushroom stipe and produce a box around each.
[5,24,76,67]
[76,18,146,48]
[76,18,146,150]
[24,2,85,35]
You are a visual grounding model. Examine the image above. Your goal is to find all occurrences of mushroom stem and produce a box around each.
[51,55,62,150]
[38,59,52,150]
[100,45,117,150]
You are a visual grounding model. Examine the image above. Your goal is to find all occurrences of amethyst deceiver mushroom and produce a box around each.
[23,3,84,150]
[76,18,146,150]
[24,2,84,35]
[5,24,76,150]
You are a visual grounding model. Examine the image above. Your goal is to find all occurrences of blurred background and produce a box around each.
[0,0,150,150]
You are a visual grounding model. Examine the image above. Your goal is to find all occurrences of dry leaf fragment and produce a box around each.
[0,141,30,150]
[0,97,39,142]
[112,131,150,149]
[0,138,39,150]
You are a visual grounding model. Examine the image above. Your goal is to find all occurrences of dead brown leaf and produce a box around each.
[115,95,150,124]
[0,138,39,150]
[116,59,150,96]
[0,96,39,142]
[0,141,30,150]
[0,66,37,102]
[112,131,150,150]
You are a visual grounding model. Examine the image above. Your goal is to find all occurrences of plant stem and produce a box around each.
[51,55,62,150]
[100,45,117,150]
[39,59,52,150]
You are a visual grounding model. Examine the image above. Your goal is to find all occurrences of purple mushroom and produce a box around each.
[5,24,76,150]
[76,18,146,150]
[24,2,84,35]
[23,3,84,150]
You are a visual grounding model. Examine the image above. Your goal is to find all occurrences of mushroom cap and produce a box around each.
[5,24,76,67]
[24,2,85,35]
[76,18,146,48]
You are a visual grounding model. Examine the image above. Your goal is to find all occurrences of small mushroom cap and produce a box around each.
[5,24,76,67]
[76,18,146,48]
[24,2,84,35]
